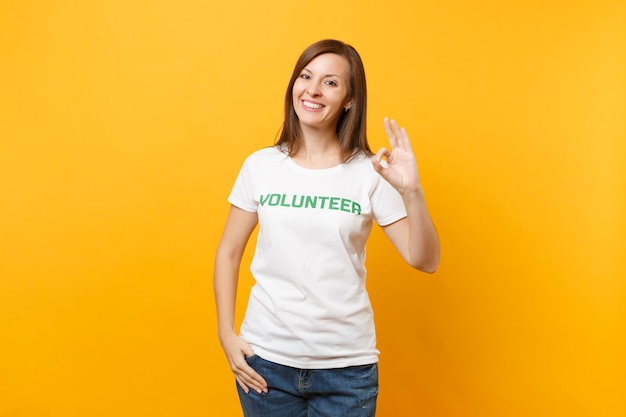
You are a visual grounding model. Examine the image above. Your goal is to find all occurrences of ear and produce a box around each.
[344,100,352,111]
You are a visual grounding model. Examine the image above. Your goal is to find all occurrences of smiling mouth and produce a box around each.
[303,101,324,110]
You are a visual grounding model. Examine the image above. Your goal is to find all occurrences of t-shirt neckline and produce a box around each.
[285,156,345,176]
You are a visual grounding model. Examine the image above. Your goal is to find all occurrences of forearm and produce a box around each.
[402,187,440,273]
[214,239,268,394]
[214,250,241,340]
[213,206,258,342]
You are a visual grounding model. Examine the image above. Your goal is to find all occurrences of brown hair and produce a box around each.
[275,39,371,160]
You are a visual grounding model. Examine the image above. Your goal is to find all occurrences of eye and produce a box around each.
[325,80,338,86]
[300,73,311,79]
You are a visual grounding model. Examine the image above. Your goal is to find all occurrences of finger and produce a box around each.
[370,156,383,173]
[389,119,403,136]
[247,367,268,390]
[398,128,412,152]
[236,376,250,394]
[393,129,415,160]
[383,117,399,149]
[237,360,268,393]
[240,373,267,394]
[236,369,267,394]
[389,119,404,141]
[374,147,391,163]
[389,119,411,150]
[371,148,391,174]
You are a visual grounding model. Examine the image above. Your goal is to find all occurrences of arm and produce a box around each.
[371,118,440,273]
[214,205,268,394]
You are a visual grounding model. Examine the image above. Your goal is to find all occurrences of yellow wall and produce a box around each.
[1,1,624,416]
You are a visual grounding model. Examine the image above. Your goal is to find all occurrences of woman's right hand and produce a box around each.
[219,332,268,394]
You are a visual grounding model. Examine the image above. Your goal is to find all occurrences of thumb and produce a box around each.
[370,155,389,174]
[239,340,255,357]
[371,156,382,173]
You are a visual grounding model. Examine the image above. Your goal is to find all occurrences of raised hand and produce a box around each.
[371,118,421,194]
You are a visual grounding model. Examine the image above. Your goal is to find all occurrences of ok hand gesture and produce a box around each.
[371,118,421,195]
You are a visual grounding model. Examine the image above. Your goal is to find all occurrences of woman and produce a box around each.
[214,39,440,417]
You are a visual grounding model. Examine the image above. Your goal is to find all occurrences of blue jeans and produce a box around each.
[237,355,378,417]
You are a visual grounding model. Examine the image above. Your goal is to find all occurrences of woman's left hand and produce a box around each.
[371,118,421,194]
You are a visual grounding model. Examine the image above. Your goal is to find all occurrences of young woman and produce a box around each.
[214,39,440,417]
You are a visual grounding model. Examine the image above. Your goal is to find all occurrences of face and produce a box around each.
[292,53,352,132]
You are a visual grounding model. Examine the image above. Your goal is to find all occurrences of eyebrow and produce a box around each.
[302,67,342,78]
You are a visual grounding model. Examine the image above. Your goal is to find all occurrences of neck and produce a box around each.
[292,124,343,168]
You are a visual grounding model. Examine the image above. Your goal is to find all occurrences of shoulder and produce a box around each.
[247,145,286,160]
[343,151,379,177]
[344,152,401,197]
[241,146,288,167]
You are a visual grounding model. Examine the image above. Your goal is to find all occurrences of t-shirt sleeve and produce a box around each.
[371,175,407,226]
[227,155,258,212]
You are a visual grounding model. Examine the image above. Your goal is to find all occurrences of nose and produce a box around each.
[306,82,321,97]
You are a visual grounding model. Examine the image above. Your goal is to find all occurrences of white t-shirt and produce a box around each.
[228,146,407,369]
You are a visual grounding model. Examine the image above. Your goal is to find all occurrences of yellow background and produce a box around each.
[1,1,624,416]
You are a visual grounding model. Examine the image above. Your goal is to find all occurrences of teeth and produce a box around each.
[303,101,324,109]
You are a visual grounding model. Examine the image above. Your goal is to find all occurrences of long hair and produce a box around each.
[275,39,371,160]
